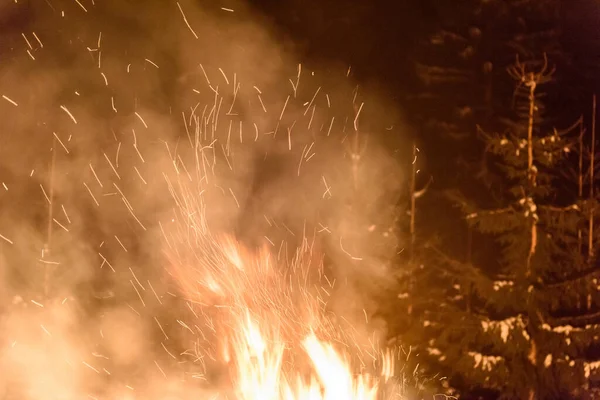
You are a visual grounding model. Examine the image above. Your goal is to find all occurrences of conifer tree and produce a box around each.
[394,55,600,399]
[411,0,564,195]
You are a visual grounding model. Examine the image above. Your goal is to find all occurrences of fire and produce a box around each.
[167,211,397,399]
[229,315,381,400]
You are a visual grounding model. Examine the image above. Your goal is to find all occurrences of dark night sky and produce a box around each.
[247,0,600,99]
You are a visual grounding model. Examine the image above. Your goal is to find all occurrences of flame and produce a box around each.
[167,224,398,399]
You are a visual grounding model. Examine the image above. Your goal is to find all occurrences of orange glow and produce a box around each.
[168,227,398,400]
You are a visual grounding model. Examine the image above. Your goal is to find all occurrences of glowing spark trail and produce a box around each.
[0,233,14,244]
[177,2,199,39]
[2,94,18,106]
[60,105,78,124]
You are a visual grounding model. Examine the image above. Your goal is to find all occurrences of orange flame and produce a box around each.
[168,231,399,399]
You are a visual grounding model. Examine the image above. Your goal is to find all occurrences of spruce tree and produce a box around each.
[410,0,563,191]
[395,54,600,399]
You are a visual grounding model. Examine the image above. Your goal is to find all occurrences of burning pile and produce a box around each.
[166,226,397,399]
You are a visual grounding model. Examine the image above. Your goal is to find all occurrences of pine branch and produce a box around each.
[543,262,600,288]
[465,206,514,221]
[551,309,600,327]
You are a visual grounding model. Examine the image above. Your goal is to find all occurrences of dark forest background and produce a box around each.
[2,0,600,399]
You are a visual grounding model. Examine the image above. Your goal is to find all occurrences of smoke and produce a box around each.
[0,0,409,397]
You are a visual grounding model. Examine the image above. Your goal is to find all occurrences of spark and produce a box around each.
[161,342,177,359]
[186,302,198,318]
[74,0,88,12]
[31,300,44,308]
[89,163,103,187]
[229,188,240,208]
[279,95,290,121]
[53,131,69,154]
[0,233,13,245]
[131,280,146,307]
[327,117,335,136]
[82,361,100,374]
[298,142,307,175]
[53,218,69,232]
[353,102,364,131]
[135,111,148,128]
[148,280,162,304]
[154,317,169,340]
[264,236,275,246]
[115,142,121,167]
[32,31,43,47]
[133,166,147,184]
[40,325,52,336]
[134,144,145,162]
[98,253,115,272]
[308,105,316,130]
[83,182,100,206]
[339,236,363,261]
[154,360,167,379]
[123,198,147,230]
[287,122,295,150]
[39,258,60,265]
[61,204,71,223]
[103,152,121,179]
[290,64,302,97]
[60,105,78,124]
[2,95,18,106]
[221,7,234,12]
[218,68,230,85]
[322,176,332,199]
[127,303,140,316]
[199,63,211,85]
[304,87,321,116]
[40,184,51,204]
[176,319,194,334]
[129,267,144,290]
[115,235,128,252]
[257,93,267,113]
[21,33,32,49]
[145,58,159,69]
[177,2,198,39]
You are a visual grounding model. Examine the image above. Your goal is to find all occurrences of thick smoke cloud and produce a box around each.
[0,0,409,398]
